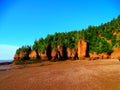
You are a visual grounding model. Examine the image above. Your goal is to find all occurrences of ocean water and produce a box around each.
[0,65,12,70]
[0,60,13,70]
[0,60,13,63]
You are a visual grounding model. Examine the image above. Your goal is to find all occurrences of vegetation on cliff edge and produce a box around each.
[15,15,120,59]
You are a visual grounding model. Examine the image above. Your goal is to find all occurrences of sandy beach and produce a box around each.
[0,59,120,90]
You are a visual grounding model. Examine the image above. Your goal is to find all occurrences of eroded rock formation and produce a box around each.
[57,45,63,59]
[99,53,109,59]
[90,52,109,60]
[89,52,99,60]
[14,52,29,60]
[110,47,120,59]
[71,48,77,59]
[19,52,29,60]
[39,50,48,60]
[67,48,72,59]
[29,50,37,60]
[51,48,57,60]
[14,54,19,60]
[78,40,87,59]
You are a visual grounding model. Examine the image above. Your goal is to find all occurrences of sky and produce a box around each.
[0,0,120,60]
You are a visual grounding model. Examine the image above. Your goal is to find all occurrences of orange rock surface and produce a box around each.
[51,48,57,60]
[29,50,37,59]
[39,50,48,60]
[110,47,120,59]
[78,40,87,59]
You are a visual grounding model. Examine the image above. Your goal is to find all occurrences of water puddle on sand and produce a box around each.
[0,65,12,70]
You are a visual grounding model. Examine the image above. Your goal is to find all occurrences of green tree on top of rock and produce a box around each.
[15,15,120,60]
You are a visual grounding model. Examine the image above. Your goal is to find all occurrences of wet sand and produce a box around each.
[0,59,120,90]
[0,65,13,70]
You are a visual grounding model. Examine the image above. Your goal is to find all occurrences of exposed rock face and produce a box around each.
[14,52,29,60]
[51,48,57,60]
[19,52,29,60]
[39,50,48,60]
[71,48,77,59]
[90,52,109,60]
[14,54,19,60]
[110,47,120,59]
[89,52,99,60]
[99,53,109,59]
[51,46,67,60]
[57,45,63,59]
[67,48,72,59]
[78,40,87,59]
[29,50,37,60]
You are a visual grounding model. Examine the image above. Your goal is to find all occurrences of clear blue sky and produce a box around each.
[0,0,120,60]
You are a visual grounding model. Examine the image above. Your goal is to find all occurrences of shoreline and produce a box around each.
[0,59,119,70]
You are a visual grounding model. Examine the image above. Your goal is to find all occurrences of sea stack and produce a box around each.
[78,39,87,59]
